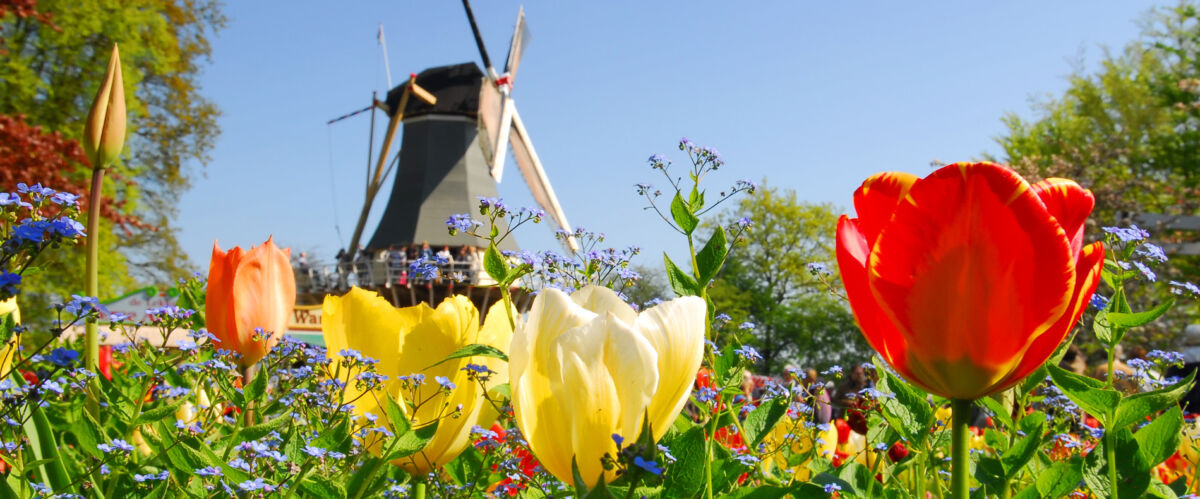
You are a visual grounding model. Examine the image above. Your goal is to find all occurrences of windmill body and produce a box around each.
[367,62,516,252]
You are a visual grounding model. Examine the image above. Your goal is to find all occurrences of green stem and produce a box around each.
[84,167,105,419]
[414,480,426,499]
[704,414,717,499]
[1106,427,1118,499]
[951,399,972,499]
[242,364,258,426]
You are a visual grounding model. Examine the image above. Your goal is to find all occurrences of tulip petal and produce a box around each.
[1032,178,1095,257]
[571,286,638,326]
[206,241,245,357]
[556,313,657,484]
[853,172,919,249]
[231,237,295,366]
[869,162,1076,399]
[1000,241,1105,388]
[835,216,922,386]
[510,289,596,483]
[635,295,706,440]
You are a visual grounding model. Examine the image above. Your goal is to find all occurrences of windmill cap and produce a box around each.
[1185,324,1200,346]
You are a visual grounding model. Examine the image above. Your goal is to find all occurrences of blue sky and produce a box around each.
[177,1,1161,276]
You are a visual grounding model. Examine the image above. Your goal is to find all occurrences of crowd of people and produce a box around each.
[291,242,485,292]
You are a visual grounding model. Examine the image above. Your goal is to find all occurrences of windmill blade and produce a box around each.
[461,0,498,79]
[477,80,503,168]
[508,105,578,252]
[490,91,515,181]
[503,7,530,82]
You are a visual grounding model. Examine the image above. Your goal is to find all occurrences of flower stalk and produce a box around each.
[951,399,971,499]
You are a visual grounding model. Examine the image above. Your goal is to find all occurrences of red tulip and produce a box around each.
[206,237,296,367]
[836,162,1104,400]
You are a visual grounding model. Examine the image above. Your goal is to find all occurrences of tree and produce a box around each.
[0,0,225,310]
[708,182,869,374]
[992,3,1200,350]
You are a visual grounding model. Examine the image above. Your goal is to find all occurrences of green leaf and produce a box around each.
[444,446,485,486]
[236,414,291,443]
[1047,364,1120,424]
[298,475,347,499]
[1094,309,1115,345]
[1134,405,1184,467]
[664,253,700,296]
[695,226,729,286]
[131,399,188,427]
[722,486,791,499]
[384,420,438,460]
[1113,369,1195,429]
[245,366,269,404]
[741,396,788,449]
[1001,418,1043,478]
[662,426,706,498]
[1034,458,1084,498]
[383,392,411,434]
[313,417,353,454]
[1107,298,1174,329]
[484,243,509,283]
[874,361,933,445]
[424,343,508,370]
[978,396,1013,430]
[671,192,699,235]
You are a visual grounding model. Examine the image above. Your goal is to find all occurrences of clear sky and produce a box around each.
[176,1,1162,276]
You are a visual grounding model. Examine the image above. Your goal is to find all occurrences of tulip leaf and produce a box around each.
[1134,405,1183,467]
[664,253,700,297]
[1113,369,1195,430]
[1106,298,1174,330]
[695,226,729,286]
[742,396,788,449]
[873,361,933,445]
[1000,417,1042,479]
[1046,365,1120,425]
[670,192,699,235]
[385,420,438,460]
[484,243,509,283]
[425,343,509,370]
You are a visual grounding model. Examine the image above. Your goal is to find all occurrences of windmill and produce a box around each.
[342,1,578,258]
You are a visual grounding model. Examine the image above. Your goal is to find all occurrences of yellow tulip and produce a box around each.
[0,297,20,377]
[83,44,126,169]
[761,416,839,480]
[322,287,512,474]
[510,285,706,485]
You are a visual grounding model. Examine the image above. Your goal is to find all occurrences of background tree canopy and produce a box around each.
[707,182,868,375]
[993,2,1200,351]
[0,0,224,318]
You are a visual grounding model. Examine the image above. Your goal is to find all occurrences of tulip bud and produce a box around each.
[206,236,296,367]
[83,43,127,169]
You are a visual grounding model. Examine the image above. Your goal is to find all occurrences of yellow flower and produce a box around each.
[510,285,706,485]
[761,416,838,480]
[0,297,20,377]
[83,44,126,169]
[322,287,512,474]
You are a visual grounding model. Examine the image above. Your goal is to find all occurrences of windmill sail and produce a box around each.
[504,7,529,80]
[509,107,578,251]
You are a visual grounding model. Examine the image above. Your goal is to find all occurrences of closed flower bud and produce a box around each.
[83,44,127,169]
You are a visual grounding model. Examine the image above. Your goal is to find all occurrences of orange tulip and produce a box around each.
[836,162,1104,399]
[206,237,296,367]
